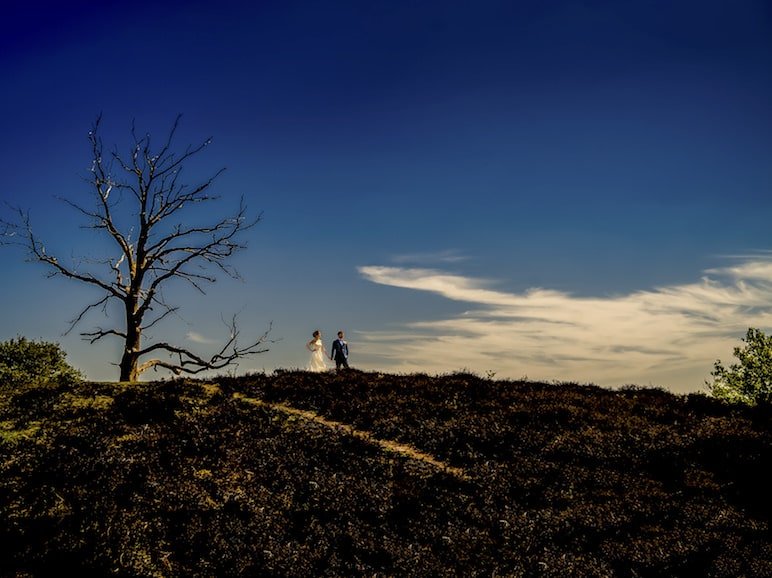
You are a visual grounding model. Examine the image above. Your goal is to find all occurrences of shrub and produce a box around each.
[707,328,772,406]
[0,336,83,390]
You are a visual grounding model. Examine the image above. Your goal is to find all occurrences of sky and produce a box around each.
[1,0,770,393]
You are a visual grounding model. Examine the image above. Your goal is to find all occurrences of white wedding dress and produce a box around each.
[307,338,328,372]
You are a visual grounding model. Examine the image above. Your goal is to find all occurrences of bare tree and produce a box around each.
[1,115,270,381]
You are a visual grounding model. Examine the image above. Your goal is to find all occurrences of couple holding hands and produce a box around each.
[306,330,349,372]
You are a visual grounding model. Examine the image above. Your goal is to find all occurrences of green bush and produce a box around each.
[707,328,772,406]
[0,336,83,390]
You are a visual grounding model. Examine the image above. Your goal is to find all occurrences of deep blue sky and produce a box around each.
[1,0,770,391]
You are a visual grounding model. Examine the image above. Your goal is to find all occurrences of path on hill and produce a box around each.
[234,394,468,480]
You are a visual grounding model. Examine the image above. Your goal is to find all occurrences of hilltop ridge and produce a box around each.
[1,370,770,576]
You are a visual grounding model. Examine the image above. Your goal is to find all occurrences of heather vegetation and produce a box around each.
[1,370,770,577]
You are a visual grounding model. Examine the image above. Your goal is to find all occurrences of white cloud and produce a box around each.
[186,331,219,345]
[356,258,772,392]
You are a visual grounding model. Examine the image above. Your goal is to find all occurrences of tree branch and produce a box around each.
[81,328,128,344]
[3,206,125,299]
[137,319,273,375]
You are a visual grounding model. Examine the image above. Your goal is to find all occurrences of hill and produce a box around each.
[1,370,770,576]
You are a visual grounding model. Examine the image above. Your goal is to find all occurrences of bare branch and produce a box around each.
[140,305,181,332]
[64,294,113,336]
[81,328,128,344]
[3,205,125,299]
[137,320,273,376]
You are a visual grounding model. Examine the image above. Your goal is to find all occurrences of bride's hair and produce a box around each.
[312,330,320,338]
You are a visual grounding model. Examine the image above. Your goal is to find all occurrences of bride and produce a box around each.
[306,330,331,372]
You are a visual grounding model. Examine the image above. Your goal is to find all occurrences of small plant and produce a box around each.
[0,336,83,390]
[707,327,772,406]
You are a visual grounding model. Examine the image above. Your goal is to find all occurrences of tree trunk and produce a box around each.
[119,307,141,382]
[118,348,139,382]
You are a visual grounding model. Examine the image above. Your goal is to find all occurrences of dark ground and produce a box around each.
[1,369,770,576]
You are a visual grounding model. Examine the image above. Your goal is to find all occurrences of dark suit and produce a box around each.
[331,338,349,370]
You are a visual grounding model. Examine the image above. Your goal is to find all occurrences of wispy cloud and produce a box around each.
[356,257,772,392]
[390,249,469,265]
[186,331,219,345]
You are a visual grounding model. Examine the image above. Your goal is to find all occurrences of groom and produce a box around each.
[330,331,349,371]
